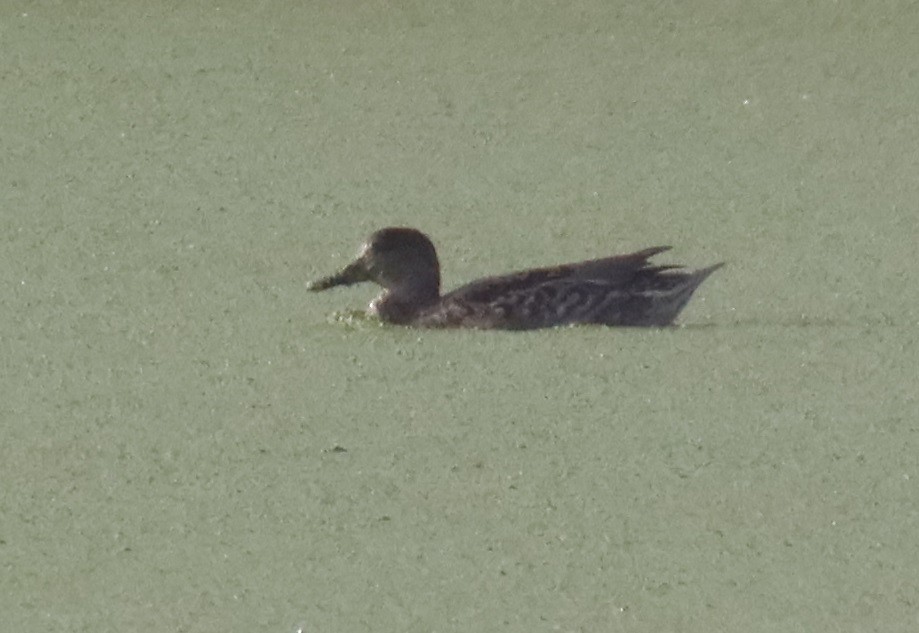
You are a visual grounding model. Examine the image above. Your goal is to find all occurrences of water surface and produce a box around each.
[2,2,917,632]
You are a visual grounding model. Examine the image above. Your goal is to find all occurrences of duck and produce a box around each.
[307,227,723,330]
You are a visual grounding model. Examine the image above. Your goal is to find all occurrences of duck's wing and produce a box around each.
[443,246,673,304]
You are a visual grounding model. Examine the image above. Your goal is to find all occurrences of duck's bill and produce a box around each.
[306,260,369,291]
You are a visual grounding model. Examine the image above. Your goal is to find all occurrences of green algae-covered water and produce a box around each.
[3,2,918,631]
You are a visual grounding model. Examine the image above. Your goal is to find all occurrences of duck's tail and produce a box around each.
[690,262,726,286]
[627,262,723,326]
[663,262,725,324]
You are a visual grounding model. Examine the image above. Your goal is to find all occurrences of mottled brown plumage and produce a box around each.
[308,227,722,329]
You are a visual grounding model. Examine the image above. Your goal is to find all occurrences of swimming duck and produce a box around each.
[307,227,722,330]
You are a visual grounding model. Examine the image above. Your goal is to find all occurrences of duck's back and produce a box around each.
[414,247,721,329]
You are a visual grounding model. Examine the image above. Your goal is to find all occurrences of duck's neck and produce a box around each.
[370,280,440,324]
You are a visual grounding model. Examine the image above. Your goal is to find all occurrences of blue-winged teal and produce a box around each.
[307,227,722,329]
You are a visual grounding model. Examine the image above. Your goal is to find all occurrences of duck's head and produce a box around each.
[307,227,441,299]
